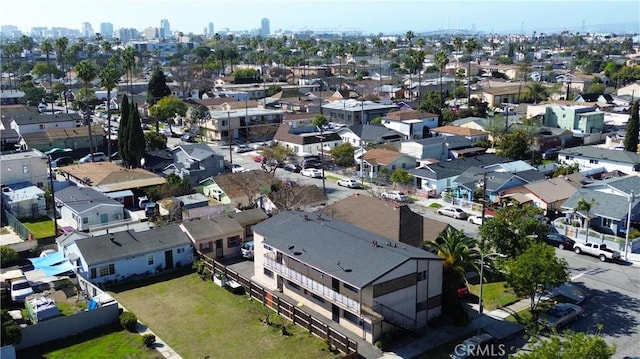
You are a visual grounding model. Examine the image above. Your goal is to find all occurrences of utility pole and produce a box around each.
[227,111,233,165]
[480,171,488,224]
[625,190,635,261]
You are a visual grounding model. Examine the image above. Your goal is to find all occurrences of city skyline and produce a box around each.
[1,0,639,36]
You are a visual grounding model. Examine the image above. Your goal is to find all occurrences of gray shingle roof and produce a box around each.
[253,211,441,288]
[559,147,640,165]
[173,143,218,161]
[562,188,639,221]
[412,135,471,149]
[74,225,191,266]
[347,124,403,143]
[180,215,244,240]
[56,186,122,213]
[456,167,520,192]
[411,154,508,180]
[587,175,640,194]
[11,113,82,125]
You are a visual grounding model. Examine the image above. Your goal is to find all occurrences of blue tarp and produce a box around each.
[39,261,76,277]
[28,251,65,268]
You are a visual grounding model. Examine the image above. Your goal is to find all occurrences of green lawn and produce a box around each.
[17,324,158,359]
[428,203,442,209]
[468,281,519,311]
[22,216,55,238]
[326,175,341,182]
[110,270,340,359]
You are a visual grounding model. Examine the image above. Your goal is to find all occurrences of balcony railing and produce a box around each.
[264,257,360,312]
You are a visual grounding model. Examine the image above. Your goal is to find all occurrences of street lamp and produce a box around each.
[477,250,506,335]
[625,190,637,261]
[45,147,73,237]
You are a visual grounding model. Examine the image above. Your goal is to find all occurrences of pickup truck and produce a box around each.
[573,241,621,262]
[1,270,34,302]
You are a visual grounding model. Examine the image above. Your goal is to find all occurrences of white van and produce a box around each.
[241,241,254,259]
[79,152,106,163]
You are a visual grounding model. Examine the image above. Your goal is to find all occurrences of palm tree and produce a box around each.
[464,38,478,106]
[434,50,450,111]
[54,37,69,86]
[75,60,98,159]
[413,50,426,101]
[426,228,480,292]
[99,62,119,160]
[41,40,54,111]
[524,82,548,104]
[374,38,385,82]
[122,46,136,96]
[405,30,415,48]
[575,198,596,243]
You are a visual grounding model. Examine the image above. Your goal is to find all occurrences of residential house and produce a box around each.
[142,149,174,173]
[0,149,48,187]
[337,124,403,148]
[158,193,210,217]
[273,122,343,157]
[452,117,503,143]
[575,93,614,104]
[556,73,596,93]
[382,109,439,139]
[430,125,489,146]
[252,211,443,344]
[562,187,640,237]
[399,136,472,163]
[55,186,124,231]
[454,167,543,204]
[321,195,454,248]
[9,113,83,136]
[558,147,640,175]
[226,208,269,240]
[59,162,166,195]
[616,83,640,98]
[501,173,585,217]
[205,170,281,210]
[1,182,46,219]
[19,127,106,154]
[0,129,20,151]
[373,84,404,100]
[472,85,523,108]
[410,154,509,196]
[62,225,193,284]
[544,105,604,135]
[361,148,417,180]
[308,99,397,126]
[179,215,244,259]
[164,144,225,185]
[200,107,285,142]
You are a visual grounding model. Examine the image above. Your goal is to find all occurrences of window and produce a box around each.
[417,270,427,281]
[343,310,358,324]
[263,268,273,278]
[176,248,184,254]
[589,159,599,164]
[22,165,29,174]
[82,217,88,224]
[311,293,325,303]
[95,264,115,277]
[287,280,300,290]
[147,254,154,266]
[343,283,359,293]
[565,156,573,160]
[416,300,427,312]
[227,236,241,248]
[602,218,612,228]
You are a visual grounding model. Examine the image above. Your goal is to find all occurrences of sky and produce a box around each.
[1,0,639,35]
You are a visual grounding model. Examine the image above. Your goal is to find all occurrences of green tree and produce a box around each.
[575,198,596,244]
[390,168,412,185]
[75,60,97,157]
[370,117,383,125]
[328,143,355,167]
[496,130,532,161]
[122,46,136,96]
[520,330,615,359]
[479,205,549,258]
[1,246,19,263]
[417,91,443,117]
[624,101,639,152]
[523,82,549,104]
[434,50,449,109]
[146,67,171,106]
[464,38,478,105]
[194,46,211,79]
[144,131,168,151]
[257,145,295,175]
[586,83,606,95]
[506,243,569,313]
[118,95,131,166]
[149,96,188,132]
[265,84,282,97]
[127,103,146,168]
[41,40,54,109]
[1,310,22,346]
[146,173,192,201]
[552,163,579,177]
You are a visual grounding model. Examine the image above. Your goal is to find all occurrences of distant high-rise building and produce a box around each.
[261,18,270,37]
[160,19,170,39]
[1,25,22,39]
[100,22,114,39]
[81,22,94,38]
[144,27,158,40]
[208,22,214,35]
[118,28,140,43]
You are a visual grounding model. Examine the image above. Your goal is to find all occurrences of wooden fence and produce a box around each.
[197,253,358,355]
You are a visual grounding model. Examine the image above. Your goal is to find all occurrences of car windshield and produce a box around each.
[12,282,30,290]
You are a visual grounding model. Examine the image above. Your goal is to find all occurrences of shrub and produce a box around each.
[119,311,138,332]
[142,333,156,347]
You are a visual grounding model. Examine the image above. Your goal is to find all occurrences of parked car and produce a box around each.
[449,333,495,359]
[241,241,255,259]
[79,152,106,163]
[535,283,586,305]
[283,163,302,173]
[51,156,73,168]
[542,147,561,160]
[573,241,621,262]
[231,164,245,173]
[301,168,323,178]
[302,158,322,169]
[253,154,265,163]
[437,207,468,220]
[467,214,493,225]
[337,179,361,189]
[381,191,409,202]
[56,226,75,236]
[544,233,575,250]
[234,144,252,153]
[537,303,583,330]
[181,133,195,142]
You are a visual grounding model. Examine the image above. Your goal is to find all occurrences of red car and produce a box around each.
[457,284,470,299]
[253,155,265,163]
